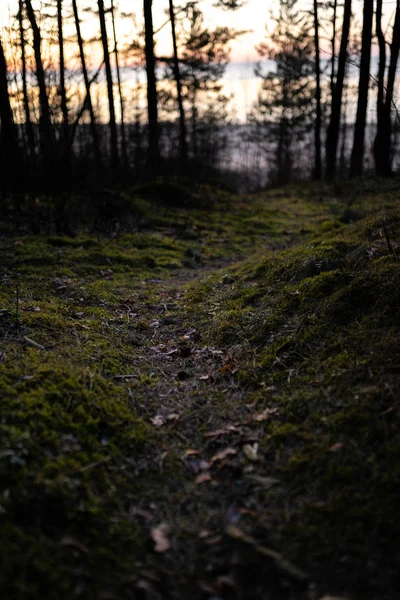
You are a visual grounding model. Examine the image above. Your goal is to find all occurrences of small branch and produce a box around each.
[23,336,46,351]
[15,283,20,331]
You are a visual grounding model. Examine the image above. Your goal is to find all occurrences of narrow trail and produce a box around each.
[103,261,312,599]
[2,185,399,600]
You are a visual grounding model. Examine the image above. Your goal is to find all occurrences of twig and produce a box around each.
[383,220,395,254]
[15,283,19,331]
[23,336,46,351]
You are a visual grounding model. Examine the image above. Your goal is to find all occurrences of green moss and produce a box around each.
[1,181,400,599]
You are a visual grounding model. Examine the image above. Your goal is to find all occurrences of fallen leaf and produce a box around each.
[220,361,238,374]
[60,535,89,554]
[210,448,237,464]
[151,413,180,426]
[195,472,212,484]
[198,530,212,539]
[150,415,166,426]
[205,535,223,546]
[150,344,178,355]
[181,327,197,339]
[204,425,239,438]
[151,523,170,553]
[329,442,343,452]
[253,407,280,422]
[245,474,280,489]
[243,443,259,461]
[184,449,200,457]
[166,413,180,422]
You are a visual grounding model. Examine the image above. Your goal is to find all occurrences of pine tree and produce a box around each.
[254,0,315,184]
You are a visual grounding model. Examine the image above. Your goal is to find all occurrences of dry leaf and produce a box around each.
[253,407,280,422]
[184,449,200,457]
[204,425,239,438]
[151,413,180,426]
[150,415,165,426]
[245,474,280,489]
[151,523,170,553]
[329,442,343,452]
[60,535,89,554]
[210,447,237,463]
[243,443,259,461]
[195,472,212,484]
[166,413,180,422]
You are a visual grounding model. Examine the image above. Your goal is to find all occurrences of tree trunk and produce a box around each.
[330,0,337,99]
[25,0,53,165]
[373,0,386,174]
[57,0,68,142]
[18,0,35,164]
[72,0,101,164]
[169,0,189,170]
[313,0,322,179]
[350,0,373,177]
[144,0,160,175]
[325,0,352,180]
[98,0,119,171]
[110,0,128,168]
[0,36,23,191]
[375,0,400,176]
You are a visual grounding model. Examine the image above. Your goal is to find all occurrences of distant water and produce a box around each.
[117,56,399,123]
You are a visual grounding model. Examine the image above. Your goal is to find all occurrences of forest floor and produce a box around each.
[0,179,400,600]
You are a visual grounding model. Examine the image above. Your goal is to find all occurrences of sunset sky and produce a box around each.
[0,0,288,63]
[0,0,393,68]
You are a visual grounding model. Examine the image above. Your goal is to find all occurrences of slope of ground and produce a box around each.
[0,180,399,600]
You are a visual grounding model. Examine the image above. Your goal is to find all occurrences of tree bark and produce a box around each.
[25,0,53,165]
[0,36,23,190]
[313,0,322,179]
[98,0,119,171]
[169,0,189,170]
[110,0,128,168]
[330,0,337,99]
[57,0,69,142]
[18,0,35,164]
[350,0,373,177]
[373,0,386,174]
[375,0,400,176]
[72,0,101,164]
[325,0,352,180]
[144,0,160,175]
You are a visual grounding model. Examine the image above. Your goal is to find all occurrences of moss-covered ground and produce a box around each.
[1,179,399,599]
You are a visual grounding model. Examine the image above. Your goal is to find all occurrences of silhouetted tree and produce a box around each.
[57,0,69,143]
[350,0,373,177]
[0,36,24,192]
[254,0,315,183]
[98,0,119,171]
[25,0,54,167]
[144,0,160,175]
[18,0,35,165]
[313,0,322,179]
[374,0,400,176]
[110,0,128,168]
[325,0,352,179]
[72,0,101,165]
[169,0,188,169]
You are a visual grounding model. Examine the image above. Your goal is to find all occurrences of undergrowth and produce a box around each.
[0,178,399,599]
